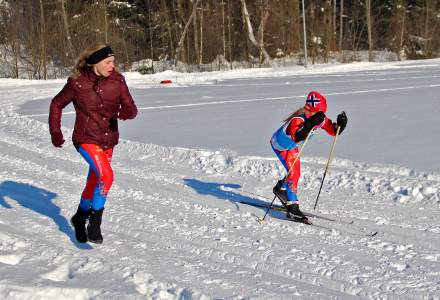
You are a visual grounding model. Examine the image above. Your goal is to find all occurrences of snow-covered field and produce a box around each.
[1,60,440,299]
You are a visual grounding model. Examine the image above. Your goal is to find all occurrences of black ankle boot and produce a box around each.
[70,206,90,243]
[87,209,104,244]
[286,203,311,224]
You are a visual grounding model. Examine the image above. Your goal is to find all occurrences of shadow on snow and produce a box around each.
[0,180,92,250]
[183,178,285,220]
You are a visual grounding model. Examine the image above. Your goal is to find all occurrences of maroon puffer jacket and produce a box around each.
[49,70,137,149]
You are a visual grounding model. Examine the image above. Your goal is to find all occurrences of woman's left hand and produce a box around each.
[118,106,134,120]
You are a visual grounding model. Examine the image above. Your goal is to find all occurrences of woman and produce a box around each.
[49,43,138,243]
[270,91,347,224]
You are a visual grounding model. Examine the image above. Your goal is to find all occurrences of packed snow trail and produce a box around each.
[1,104,439,299]
[1,61,440,299]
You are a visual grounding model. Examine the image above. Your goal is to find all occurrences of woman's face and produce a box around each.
[93,56,115,77]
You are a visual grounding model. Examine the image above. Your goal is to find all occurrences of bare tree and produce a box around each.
[60,0,74,60]
[366,0,373,61]
[193,0,199,63]
[221,0,226,58]
[227,0,232,65]
[240,0,271,62]
[175,0,200,62]
[282,0,300,55]
[257,0,270,64]
[148,0,154,69]
[339,0,343,50]
[39,0,47,79]
[103,0,108,43]
[199,0,203,64]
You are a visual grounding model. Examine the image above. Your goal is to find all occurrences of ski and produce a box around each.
[239,200,353,224]
[242,200,378,237]
[304,211,354,225]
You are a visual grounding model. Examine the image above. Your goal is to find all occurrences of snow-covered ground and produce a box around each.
[1,60,440,299]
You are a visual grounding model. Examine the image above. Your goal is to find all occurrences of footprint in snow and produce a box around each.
[40,262,71,282]
[0,253,24,265]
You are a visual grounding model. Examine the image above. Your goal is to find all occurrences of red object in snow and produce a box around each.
[160,79,172,84]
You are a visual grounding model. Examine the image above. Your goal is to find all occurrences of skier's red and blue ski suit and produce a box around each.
[270,113,337,203]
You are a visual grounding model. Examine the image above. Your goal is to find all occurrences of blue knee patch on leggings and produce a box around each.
[91,185,106,210]
[79,198,92,211]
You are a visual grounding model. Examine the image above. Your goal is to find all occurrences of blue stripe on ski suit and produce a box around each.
[271,143,298,202]
[77,146,107,211]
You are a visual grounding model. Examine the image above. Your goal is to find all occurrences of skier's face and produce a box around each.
[93,56,115,77]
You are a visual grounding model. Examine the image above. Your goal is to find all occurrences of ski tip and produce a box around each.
[370,231,378,237]
[256,217,265,224]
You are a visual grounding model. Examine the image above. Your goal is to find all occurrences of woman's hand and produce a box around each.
[51,131,65,147]
[118,106,135,120]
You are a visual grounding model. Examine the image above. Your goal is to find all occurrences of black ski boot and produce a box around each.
[70,206,90,243]
[87,209,104,244]
[286,203,311,225]
[273,180,289,208]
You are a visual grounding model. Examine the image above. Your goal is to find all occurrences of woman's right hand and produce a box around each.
[51,132,65,147]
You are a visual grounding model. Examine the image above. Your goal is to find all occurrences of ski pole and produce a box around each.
[313,126,341,210]
[258,128,315,223]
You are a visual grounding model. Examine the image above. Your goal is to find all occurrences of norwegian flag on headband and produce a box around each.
[305,91,327,112]
[306,93,320,108]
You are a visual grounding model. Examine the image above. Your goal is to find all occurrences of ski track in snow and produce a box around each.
[1,66,440,299]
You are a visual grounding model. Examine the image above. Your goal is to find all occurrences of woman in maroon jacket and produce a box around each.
[49,43,137,244]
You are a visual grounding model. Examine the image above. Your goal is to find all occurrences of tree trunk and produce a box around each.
[60,0,75,60]
[257,0,270,65]
[193,1,199,63]
[221,0,226,59]
[161,0,174,59]
[12,40,19,79]
[227,0,232,67]
[287,0,300,55]
[399,1,405,53]
[103,0,108,43]
[148,0,154,70]
[324,0,333,60]
[333,0,336,40]
[240,0,271,62]
[175,0,200,62]
[366,0,373,61]
[339,0,343,51]
[39,0,47,79]
[199,0,203,64]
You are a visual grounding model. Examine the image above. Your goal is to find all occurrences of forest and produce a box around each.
[0,0,439,79]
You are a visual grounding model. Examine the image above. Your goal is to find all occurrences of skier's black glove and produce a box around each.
[295,111,326,141]
[335,111,347,134]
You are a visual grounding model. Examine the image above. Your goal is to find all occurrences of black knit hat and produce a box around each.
[86,46,114,65]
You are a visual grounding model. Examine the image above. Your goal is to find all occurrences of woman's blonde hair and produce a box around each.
[71,43,118,79]
[283,107,307,123]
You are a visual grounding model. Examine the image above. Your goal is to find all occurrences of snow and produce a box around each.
[1,60,440,299]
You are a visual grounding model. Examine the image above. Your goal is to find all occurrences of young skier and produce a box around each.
[49,43,138,243]
[270,91,347,224]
